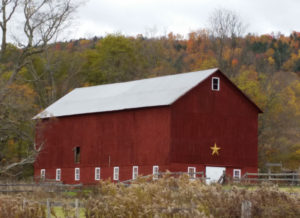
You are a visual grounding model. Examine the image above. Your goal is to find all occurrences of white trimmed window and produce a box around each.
[95,167,101,181]
[113,167,119,181]
[132,166,138,180]
[212,77,220,91]
[75,168,80,181]
[56,168,61,181]
[188,167,196,179]
[153,165,159,180]
[233,169,241,179]
[40,169,45,179]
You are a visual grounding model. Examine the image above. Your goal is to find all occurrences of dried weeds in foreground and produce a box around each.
[0,175,300,217]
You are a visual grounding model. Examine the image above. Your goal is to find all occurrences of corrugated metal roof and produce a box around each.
[34,68,218,119]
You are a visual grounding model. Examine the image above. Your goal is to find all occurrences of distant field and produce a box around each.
[279,186,300,194]
[223,184,300,193]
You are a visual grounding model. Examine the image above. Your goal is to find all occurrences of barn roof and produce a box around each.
[34,68,221,119]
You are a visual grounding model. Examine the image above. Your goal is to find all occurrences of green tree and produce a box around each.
[84,34,142,84]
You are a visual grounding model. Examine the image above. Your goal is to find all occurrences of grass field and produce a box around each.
[52,206,85,218]
[223,183,300,193]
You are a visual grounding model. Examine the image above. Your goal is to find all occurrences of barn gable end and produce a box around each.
[170,71,259,173]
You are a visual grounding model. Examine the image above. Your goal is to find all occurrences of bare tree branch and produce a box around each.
[208,8,247,73]
[0,143,43,175]
[0,0,78,102]
[0,0,19,57]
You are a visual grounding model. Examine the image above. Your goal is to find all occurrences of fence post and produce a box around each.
[75,199,79,218]
[241,200,252,218]
[47,199,51,218]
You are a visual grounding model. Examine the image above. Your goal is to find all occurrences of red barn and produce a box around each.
[34,68,262,184]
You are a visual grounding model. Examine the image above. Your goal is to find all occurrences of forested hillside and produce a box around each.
[1,29,300,176]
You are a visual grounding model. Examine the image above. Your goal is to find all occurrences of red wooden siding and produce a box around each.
[35,107,171,183]
[170,71,258,169]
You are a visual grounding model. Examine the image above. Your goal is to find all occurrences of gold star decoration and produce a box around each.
[210,143,221,155]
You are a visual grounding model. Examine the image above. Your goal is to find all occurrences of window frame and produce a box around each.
[132,166,138,180]
[233,169,241,179]
[75,168,80,181]
[188,167,196,179]
[153,165,159,180]
[113,166,119,181]
[211,77,220,91]
[40,169,45,179]
[56,168,61,181]
[95,167,101,181]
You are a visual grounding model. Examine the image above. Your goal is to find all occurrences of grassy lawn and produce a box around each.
[52,206,85,218]
[278,186,300,193]
[223,183,300,193]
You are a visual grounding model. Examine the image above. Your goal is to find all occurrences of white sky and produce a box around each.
[66,0,300,39]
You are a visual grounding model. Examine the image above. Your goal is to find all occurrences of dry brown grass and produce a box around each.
[84,175,300,218]
[0,196,46,218]
[0,175,300,217]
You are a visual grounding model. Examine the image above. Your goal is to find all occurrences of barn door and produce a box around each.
[205,166,226,184]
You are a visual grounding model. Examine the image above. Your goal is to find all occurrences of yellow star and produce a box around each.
[210,143,221,155]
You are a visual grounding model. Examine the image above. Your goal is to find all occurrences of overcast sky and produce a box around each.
[69,0,300,39]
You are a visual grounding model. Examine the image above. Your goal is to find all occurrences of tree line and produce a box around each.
[1,6,300,178]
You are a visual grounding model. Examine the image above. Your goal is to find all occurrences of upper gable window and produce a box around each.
[212,77,220,91]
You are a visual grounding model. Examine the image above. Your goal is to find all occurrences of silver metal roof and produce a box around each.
[34,68,218,119]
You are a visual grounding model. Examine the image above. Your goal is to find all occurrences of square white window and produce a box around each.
[132,166,138,180]
[75,168,80,181]
[95,167,101,181]
[113,167,119,181]
[233,169,241,179]
[40,169,45,179]
[212,77,220,91]
[188,167,196,179]
[56,169,61,181]
[153,165,159,180]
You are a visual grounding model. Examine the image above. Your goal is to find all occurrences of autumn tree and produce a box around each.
[185,29,217,71]
[0,83,37,177]
[0,0,78,101]
[0,0,19,58]
[27,48,85,107]
[0,0,79,177]
[83,34,145,84]
[208,8,246,75]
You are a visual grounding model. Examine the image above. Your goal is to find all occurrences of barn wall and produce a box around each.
[35,106,171,183]
[34,165,171,184]
[170,71,259,170]
[35,70,260,184]
[168,163,256,179]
